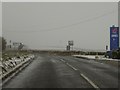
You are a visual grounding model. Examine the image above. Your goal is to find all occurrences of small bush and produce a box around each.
[112,50,120,59]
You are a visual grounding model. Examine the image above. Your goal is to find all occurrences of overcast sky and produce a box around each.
[2,2,118,51]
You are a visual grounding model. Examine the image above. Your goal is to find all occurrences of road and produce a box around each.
[2,54,118,89]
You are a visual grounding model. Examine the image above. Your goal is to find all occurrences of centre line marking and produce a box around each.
[66,63,78,71]
[59,58,99,89]
[60,59,65,63]
[80,73,100,90]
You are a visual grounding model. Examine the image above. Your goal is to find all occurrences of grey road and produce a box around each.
[2,54,118,89]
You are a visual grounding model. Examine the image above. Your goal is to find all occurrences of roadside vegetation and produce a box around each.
[2,50,30,61]
[0,37,7,52]
[0,37,32,61]
[112,49,120,59]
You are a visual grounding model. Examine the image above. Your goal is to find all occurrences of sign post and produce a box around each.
[110,25,119,50]
[68,40,74,51]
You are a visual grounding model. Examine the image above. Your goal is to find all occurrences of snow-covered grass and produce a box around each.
[73,54,119,67]
[73,55,119,61]
[0,54,35,77]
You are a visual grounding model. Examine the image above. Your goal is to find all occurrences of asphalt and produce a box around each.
[2,54,118,88]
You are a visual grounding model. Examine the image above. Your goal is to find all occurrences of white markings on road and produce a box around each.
[60,59,66,63]
[66,63,78,71]
[80,73,100,90]
[59,59,77,71]
[59,58,99,89]
[51,59,57,63]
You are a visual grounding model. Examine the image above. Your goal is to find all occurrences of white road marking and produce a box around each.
[60,59,65,63]
[59,58,100,89]
[66,63,78,71]
[51,59,56,63]
[59,59,77,71]
[80,73,100,90]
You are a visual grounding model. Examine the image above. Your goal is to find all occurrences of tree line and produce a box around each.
[0,37,7,51]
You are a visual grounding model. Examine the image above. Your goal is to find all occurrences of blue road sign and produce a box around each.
[110,26,119,50]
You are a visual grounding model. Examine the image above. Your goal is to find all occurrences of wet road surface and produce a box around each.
[2,54,118,88]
